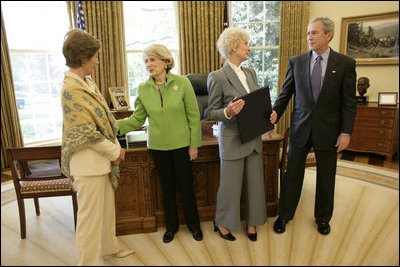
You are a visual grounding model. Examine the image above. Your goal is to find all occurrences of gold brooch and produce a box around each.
[173,85,179,91]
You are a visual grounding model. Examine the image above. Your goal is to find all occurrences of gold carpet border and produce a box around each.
[308,161,399,190]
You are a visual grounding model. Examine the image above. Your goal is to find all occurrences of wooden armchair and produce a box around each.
[6,146,78,239]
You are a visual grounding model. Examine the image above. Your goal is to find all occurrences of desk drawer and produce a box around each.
[356,108,395,118]
[348,139,392,153]
[351,127,393,140]
[353,117,394,128]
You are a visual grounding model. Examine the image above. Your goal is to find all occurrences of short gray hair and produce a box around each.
[143,44,175,70]
[309,17,335,40]
[217,27,250,59]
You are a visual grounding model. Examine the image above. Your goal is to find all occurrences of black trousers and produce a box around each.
[279,134,337,224]
[150,147,200,232]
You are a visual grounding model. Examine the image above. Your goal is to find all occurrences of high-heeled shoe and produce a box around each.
[246,224,257,241]
[213,221,236,241]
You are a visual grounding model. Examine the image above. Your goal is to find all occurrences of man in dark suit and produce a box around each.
[270,17,356,235]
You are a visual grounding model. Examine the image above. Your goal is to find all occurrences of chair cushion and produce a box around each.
[186,73,209,95]
[20,178,72,194]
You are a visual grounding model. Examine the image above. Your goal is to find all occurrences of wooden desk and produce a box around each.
[110,109,133,120]
[115,125,283,236]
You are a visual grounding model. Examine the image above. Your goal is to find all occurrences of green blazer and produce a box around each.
[118,72,201,150]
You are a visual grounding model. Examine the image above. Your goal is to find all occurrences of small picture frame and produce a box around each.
[378,92,398,106]
[108,87,130,110]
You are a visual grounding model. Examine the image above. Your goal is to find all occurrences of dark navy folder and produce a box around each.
[235,86,273,143]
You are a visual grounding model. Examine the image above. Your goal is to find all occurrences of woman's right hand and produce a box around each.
[113,148,126,165]
[270,110,278,124]
[225,97,245,117]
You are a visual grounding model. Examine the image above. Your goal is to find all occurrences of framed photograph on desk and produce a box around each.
[109,87,130,110]
[378,92,398,106]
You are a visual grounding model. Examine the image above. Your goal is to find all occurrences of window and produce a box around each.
[2,1,69,145]
[230,1,280,102]
[123,1,179,105]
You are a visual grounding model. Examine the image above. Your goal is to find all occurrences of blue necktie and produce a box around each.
[311,56,322,103]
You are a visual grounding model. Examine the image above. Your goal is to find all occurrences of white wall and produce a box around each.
[309,1,399,102]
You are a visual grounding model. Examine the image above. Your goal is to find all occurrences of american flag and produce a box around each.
[223,1,228,29]
[77,1,86,31]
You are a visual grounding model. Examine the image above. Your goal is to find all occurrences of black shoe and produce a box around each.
[192,229,203,241]
[246,224,257,241]
[163,231,176,243]
[317,222,330,235]
[213,221,236,241]
[273,217,288,234]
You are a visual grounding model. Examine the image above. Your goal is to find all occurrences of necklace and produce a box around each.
[155,83,165,109]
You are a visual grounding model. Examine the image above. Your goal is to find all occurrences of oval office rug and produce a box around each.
[1,160,398,266]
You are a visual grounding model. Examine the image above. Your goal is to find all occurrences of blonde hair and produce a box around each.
[143,44,175,71]
[217,27,250,59]
[62,29,101,68]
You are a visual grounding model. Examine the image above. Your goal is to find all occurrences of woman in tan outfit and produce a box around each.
[61,29,134,265]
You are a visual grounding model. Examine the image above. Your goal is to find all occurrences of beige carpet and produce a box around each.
[1,160,398,266]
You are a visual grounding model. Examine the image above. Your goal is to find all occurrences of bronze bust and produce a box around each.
[356,77,370,104]
[357,77,370,97]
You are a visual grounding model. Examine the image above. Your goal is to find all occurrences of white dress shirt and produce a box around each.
[228,61,250,93]
[224,61,251,119]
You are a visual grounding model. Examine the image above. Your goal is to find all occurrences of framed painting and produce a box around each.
[108,87,130,110]
[340,11,399,65]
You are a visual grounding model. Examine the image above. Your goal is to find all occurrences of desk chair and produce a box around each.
[186,73,209,120]
[6,146,78,239]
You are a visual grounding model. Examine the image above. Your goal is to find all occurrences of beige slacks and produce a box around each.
[73,174,120,266]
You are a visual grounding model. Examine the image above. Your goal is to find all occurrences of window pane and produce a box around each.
[231,1,248,22]
[3,1,69,51]
[265,22,280,46]
[124,2,177,50]
[265,1,281,19]
[3,1,69,145]
[247,23,264,46]
[262,48,280,100]
[249,1,263,22]
[127,52,148,97]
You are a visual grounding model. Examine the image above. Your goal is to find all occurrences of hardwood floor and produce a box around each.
[338,150,399,171]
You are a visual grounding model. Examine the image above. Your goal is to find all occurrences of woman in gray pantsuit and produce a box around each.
[207,28,269,242]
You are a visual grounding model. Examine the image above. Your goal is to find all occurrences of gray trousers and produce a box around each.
[215,150,267,231]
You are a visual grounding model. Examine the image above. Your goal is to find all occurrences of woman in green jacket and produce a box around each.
[118,44,202,243]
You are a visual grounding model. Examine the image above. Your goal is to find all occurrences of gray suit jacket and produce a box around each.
[207,62,263,160]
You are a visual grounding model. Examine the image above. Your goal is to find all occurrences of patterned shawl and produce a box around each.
[61,73,120,190]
